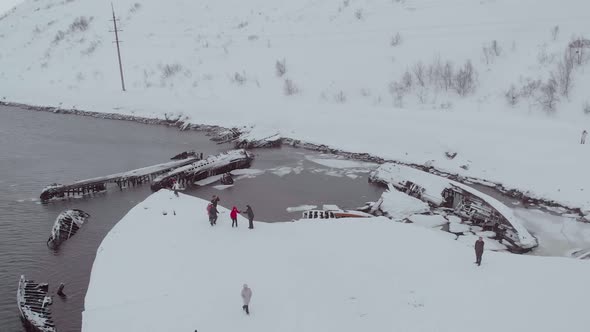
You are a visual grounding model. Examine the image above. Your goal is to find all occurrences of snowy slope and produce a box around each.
[1,0,590,211]
[82,190,590,332]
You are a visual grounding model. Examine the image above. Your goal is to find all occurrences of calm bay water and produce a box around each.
[0,106,383,331]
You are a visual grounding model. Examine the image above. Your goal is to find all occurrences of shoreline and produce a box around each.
[2,100,586,220]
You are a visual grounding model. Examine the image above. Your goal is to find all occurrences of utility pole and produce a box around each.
[110,3,126,92]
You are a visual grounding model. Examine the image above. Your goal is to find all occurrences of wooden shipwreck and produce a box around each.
[369,163,538,253]
[17,276,56,332]
[47,209,90,249]
[40,155,203,201]
[151,149,253,191]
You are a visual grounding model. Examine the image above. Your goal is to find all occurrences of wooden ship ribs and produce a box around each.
[17,276,56,332]
[151,149,254,191]
[40,155,203,201]
[369,163,538,253]
[47,209,90,249]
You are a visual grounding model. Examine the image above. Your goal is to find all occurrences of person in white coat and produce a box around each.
[172,180,181,197]
[241,284,252,315]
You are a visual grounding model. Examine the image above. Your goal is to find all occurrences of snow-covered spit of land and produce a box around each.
[82,190,590,332]
[2,0,590,213]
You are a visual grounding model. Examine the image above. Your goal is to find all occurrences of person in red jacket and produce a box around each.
[230,206,240,228]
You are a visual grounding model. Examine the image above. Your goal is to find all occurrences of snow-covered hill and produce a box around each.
[1,0,590,212]
[82,191,590,332]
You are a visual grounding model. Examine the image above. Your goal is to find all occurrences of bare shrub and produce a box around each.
[283,79,299,95]
[69,16,91,32]
[454,60,476,96]
[390,32,402,46]
[334,91,347,103]
[537,77,559,112]
[554,48,575,97]
[441,61,453,91]
[583,101,590,115]
[355,9,363,20]
[81,40,101,55]
[491,40,501,56]
[53,30,66,44]
[161,64,183,79]
[505,85,519,106]
[235,21,248,29]
[568,36,590,65]
[232,72,247,85]
[401,70,413,89]
[551,25,560,41]
[520,78,542,98]
[389,81,406,108]
[413,62,426,87]
[275,58,286,77]
[129,3,141,14]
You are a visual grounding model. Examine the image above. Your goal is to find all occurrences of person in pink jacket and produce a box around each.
[230,207,240,228]
[241,284,252,315]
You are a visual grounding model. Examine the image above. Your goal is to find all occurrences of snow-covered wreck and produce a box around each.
[17,276,55,332]
[151,149,253,191]
[369,163,538,253]
[47,209,90,249]
[301,204,373,219]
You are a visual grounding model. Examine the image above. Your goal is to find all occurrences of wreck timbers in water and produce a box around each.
[47,209,90,249]
[370,163,538,253]
[40,155,203,201]
[151,149,253,191]
[17,276,55,332]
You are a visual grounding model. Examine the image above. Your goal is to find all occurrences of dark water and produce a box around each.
[0,106,383,332]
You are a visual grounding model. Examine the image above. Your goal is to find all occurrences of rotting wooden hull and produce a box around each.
[47,209,90,249]
[17,276,56,332]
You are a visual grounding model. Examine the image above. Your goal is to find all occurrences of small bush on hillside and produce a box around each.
[129,3,142,14]
[334,91,347,103]
[161,64,183,79]
[232,72,247,85]
[283,79,299,96]
[551,25,560,41]
[355,9,363,20]
[69,16,91,32]
[537,77,559,112]
[454,60,476,96]
[275,59,287,77]
[81,40,101,55]
[505,85,519,106]
[583,101,590,115]
[390,32,402,46]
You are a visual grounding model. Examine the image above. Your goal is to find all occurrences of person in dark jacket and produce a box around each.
[474,237,485,266]
[211,195,220,207]
[243,205,254,229]
[208,203,219,226]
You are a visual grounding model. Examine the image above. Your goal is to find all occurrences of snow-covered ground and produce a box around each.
[1,0,590,213]
[83,191,590,332]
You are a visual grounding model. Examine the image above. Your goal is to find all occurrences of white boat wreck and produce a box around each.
[151,149,253,191]
[17,276,55,332]
[47,209,90,249]
[301,204,373,219]
[369,163,538,253]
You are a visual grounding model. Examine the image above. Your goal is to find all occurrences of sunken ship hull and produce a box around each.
[17,276,56,332]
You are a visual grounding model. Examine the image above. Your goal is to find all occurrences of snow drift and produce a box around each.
[82,190,590,332]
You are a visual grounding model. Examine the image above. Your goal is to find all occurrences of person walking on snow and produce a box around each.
[241,284,252,315]
[243,205,254,229]
[207,202,219,226]
[230,206,240,228]
[211,195,220,207]
[474,237,485,266]
[172,179,181,197]
[582,130,588,144]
